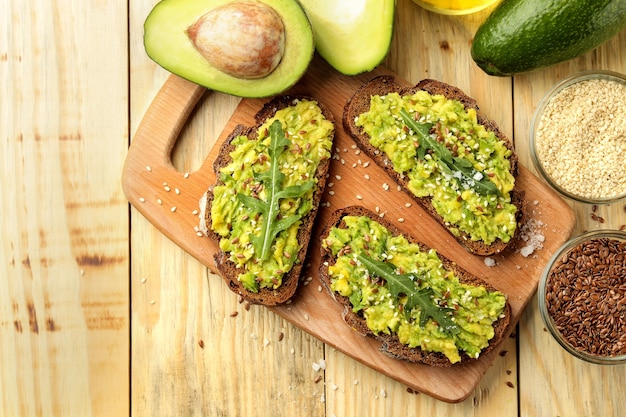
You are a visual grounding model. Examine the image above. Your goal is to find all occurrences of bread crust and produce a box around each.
[319,205,512,367]
[200,95,335,306]
[343,75,525,255]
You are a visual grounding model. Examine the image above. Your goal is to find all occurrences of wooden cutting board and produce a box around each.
[122,59,575,403]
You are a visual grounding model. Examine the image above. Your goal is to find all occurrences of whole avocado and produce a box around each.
[471,0,626,76]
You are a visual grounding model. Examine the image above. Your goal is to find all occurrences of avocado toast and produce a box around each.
[320,206,512,366]
[199,95,335,305]
[343,76,525,255]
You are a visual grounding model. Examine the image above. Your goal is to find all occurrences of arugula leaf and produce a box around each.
[237,120,314,261]
[400,108,500,196]
[357,254,460,335]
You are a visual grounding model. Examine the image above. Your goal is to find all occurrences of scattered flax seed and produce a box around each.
[244,302,251,311]
[198,340,204,349]
[278,332,284,342]
[314,375,323,384]
[506,381,515,388]
[230,311,239,317]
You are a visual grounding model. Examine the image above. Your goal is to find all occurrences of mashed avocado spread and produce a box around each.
[355,91,517,244]
[211,99,334,292]
[323,215,507,363]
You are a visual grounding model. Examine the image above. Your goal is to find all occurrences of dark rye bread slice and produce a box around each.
[343,75,525,255]
[319,206,512,367]
[199,95,335,306]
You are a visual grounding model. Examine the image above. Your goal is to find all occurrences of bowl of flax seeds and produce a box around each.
[538,230,626,364]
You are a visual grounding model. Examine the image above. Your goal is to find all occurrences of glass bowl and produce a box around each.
[538,230,626,365]
[529,70,626,204]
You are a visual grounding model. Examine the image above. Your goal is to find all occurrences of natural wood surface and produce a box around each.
[2,0,626,415]
[122,60,574,401]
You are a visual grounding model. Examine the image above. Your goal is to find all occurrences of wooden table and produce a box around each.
[2,1,625,415]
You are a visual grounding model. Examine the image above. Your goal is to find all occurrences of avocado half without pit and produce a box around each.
[143,0,315,98]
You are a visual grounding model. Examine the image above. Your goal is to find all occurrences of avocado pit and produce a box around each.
[186,1,286,79]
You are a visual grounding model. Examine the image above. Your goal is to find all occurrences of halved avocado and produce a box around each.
[144,0,314,98]
[298,0,395,75]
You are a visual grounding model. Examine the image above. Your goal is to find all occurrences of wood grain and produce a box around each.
[122,52,575,401]
[4,0,626,415]
[0,1,129,416]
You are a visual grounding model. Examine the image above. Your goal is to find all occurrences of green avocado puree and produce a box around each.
[323,215,507,363]
[355,91,517,244]
[211,99,334,292]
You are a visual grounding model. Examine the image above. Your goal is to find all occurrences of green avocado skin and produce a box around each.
[471,0,626,76]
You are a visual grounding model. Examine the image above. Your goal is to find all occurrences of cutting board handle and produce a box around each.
[130,74,206,175]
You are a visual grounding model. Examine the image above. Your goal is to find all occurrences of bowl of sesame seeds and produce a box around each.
[538,230,626,364]
[530,70,626,204]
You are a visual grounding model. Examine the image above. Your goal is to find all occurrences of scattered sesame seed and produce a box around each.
[363,161,370,168]
[164,185,171,192]
[139,197,146,203]
[364,174,370,180]
[184,172,190,179]
[196,231,203,237]
[175,188,180,195]
[356,195,363,200]
[398,218,405,223]
[405,203,412,208]
[328,191,335,196]
[170,206,177,212]
[146,166,152,172]
[192,209,199,215]
[335,175,342,180]
[157,199,162,205]
[141,277,147,283]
